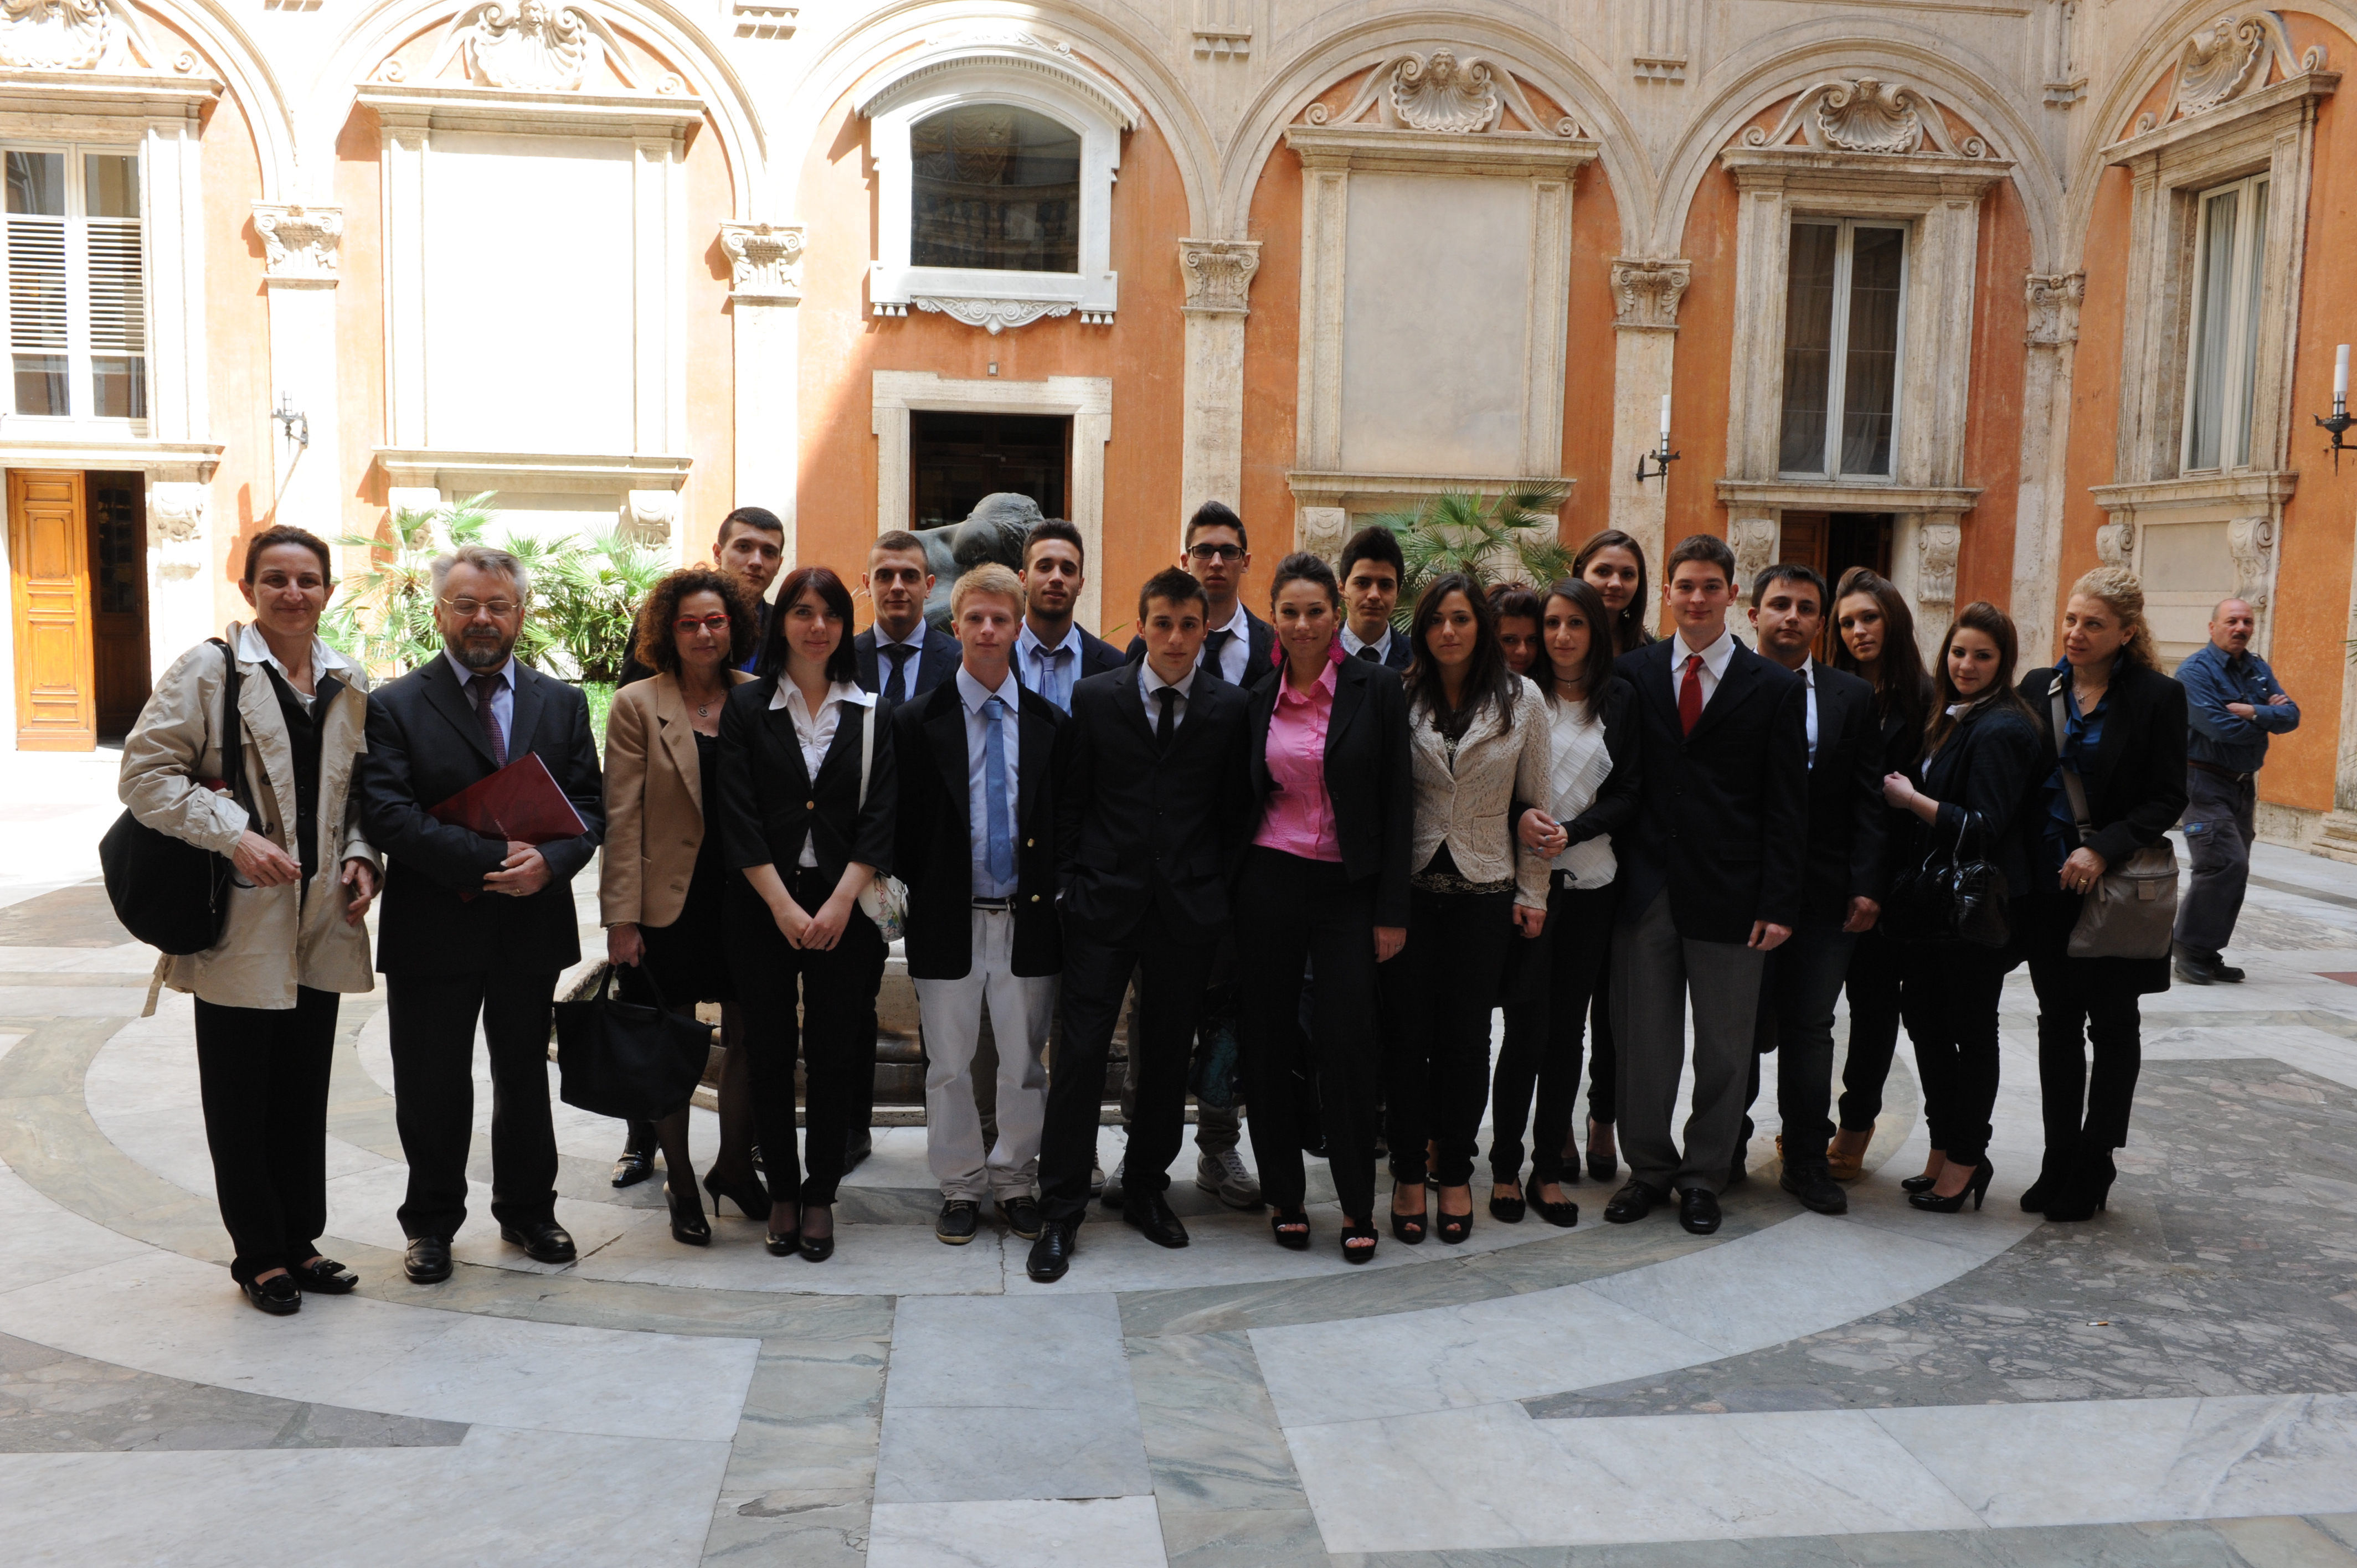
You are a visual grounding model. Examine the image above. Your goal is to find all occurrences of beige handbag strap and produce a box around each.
[2048,683,2096,849]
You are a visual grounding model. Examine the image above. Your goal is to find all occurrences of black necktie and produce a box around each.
[882,643,915,705]
[1356,642,1382,663]
[1153,686,1177,750]
[1202,628,1233,677]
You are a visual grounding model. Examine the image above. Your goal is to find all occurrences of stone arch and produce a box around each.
[130,0,301,200]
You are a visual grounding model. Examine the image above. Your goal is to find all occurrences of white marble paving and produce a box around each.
[0,1162,150,1294]
[0,1425,730,1567]
[868,1497,1169,1568]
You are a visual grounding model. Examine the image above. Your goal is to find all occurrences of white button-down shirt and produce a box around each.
[1139,659,1199,734]
[770,678,873,867]
[1200,601,1251,686]
[442,647,515,751]
[1339,623,1396,664]
[1669,626,1738,713]
[1016,621,1083,713]
[956,665,1022,898]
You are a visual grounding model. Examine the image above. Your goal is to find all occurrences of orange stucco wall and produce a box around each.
[795,68,1192,640]
[1955,178,2030,612]
[1666,158,1738,544]
[1562,162,1620,541]
[201,92,271,631]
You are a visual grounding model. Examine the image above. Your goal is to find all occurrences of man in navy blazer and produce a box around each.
[1014,518,1126,710]
[855,529,960,705]
[1604,534,1808,1237]
[356,544,605,1285]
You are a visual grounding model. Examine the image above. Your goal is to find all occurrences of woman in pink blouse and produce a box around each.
[1236,553,1414,1262]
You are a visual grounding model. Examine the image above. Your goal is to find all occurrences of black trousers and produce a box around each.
[2025,891,2146,1170]
[1385,883,1516,1187]
[1040,902,1213,1223]
[1587,950,1619,1127]
[727,870,883,1209]
[1747,920,1858,1169]
[1236,849,1380,1223]
[1897,940,2012,1168]
[1489,881,1615,1184]
[193,986,340,1283]
[1835,924,1906,1132]
[386,967,561,1240]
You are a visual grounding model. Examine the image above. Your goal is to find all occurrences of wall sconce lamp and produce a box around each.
[274,394,310,451]
[2318,344,2354,472]
[1635,393,1680,483]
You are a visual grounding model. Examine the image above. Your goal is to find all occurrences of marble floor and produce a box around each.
[6,752,2357,1565]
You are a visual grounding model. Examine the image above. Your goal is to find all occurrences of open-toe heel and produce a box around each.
[1435,1185,1474,1245]
[1341,1221,1377,1265]
[1388,1185,1427,1245]
[1270,1209,1311,1251]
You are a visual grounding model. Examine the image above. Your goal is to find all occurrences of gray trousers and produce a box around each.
[915,909,1056,1201]
[2175,766,2256,964]
[1613,889,1766,1195]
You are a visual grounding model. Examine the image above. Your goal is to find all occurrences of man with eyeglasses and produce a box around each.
[856,530,961,706]
[1126,502,1273,688]
[355,543,606,1286]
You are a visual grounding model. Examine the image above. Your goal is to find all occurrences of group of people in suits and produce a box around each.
[120,496,2186,1314]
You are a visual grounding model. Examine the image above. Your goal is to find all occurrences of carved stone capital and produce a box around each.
[1612,257,1692,331]
[1179,239,1261,316]
[1917,520,1962,605]
[2227,514,2277,607]
[253,202,343,281]
[721,221,804,302]
[2095,519,2135,569]
[2024,271,2085,348]
[147,481,208,546]
[1296,506,1351,568]
[1730,515,1778,601]
[621,489,676,547]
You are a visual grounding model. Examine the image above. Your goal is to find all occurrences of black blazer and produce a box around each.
[358,657,605,976]
[1125,606,1275,689]
[1799,661,1890,925]
[1613,636,1809,942]
[1243,654,1415,926]
[716,678,894,889]
[892,675,1066,980]
[855,624,961,705]
[1916,700,2045,899]
[2018,658,2190,870]
[1056,664,1253,942]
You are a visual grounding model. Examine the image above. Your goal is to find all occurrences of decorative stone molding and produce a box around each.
[1179,240,1260,316]
[1192,0,1252,59]
[2025,271,2086,347]
[1193,29,1250,60]
[1611,257,1691,331]
[1305,49,1582,137]
[1634,56,1687,86]
[0,0,176,73]
[2043,0,2087,107]
[2227,515,2277,606]
[729,1,794,40]
[1296,506,1350,568]
[1744,78,1993,158]
[1917,520,1962,604]
[621,488,676,546]
[2093,520,2134,568]
[1729,516,1779,602]
[2171,12,2319,121]
[721,221,802,303]
[252,203,342,281]
[390,0,683,95]
[913,296,1079,334]
[146,480,206,545]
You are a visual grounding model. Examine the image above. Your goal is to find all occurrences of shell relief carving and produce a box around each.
[1304,49,1583,137]
[1743,77,1990,158]
[2165,12,2324,123]
[0,0,187,74]
[378,0,683,95]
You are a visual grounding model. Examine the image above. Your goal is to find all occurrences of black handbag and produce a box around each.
[1881,814,2011,950]
[99,639,245,956]
[554,963,713,1121]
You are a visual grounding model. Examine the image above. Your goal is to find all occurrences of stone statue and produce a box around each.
[914,491,1043,628]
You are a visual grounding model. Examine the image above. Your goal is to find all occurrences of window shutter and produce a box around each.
[84,219,143,356]
[6,214,68,353]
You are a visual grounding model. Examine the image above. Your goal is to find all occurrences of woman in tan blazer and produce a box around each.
[601,567,761,1245]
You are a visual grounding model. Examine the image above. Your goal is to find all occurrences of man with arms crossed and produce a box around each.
[2174,597,2299,984]
[1030,568,1253,1282]
[357,544,606,1283]
[1604,534,1808,1237]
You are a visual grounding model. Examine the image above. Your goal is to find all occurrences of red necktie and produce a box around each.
[1679,653,1704,737]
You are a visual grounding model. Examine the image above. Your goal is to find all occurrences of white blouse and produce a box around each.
[770,678,874,867]
[1545,698,1617,889]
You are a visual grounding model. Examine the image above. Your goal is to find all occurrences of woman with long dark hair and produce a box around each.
[718,565,894,1261]
[1385,573,1551,1244]
[2018,568,2186,1221]
[1877,602,2041,1214]
[1826,568,1937,1183]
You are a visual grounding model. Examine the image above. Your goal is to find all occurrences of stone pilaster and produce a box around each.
[722,221,804,563]
[1178,238,1260,542]
[2009,271,2084,662]
[1608,257,1690,579]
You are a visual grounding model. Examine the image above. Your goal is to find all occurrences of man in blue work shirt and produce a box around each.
[2173,597,2299,984]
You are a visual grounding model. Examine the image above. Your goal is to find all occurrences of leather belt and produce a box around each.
[971,896,1013,911]
[2189,760,2255,783]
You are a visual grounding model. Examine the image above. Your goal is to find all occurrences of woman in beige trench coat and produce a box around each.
[119,524,382,1316]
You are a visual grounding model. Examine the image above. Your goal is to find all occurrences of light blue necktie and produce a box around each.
[983,695,1016,886]
[1041,646,1072,712]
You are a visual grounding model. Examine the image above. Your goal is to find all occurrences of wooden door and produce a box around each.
[85,472,149,735]
[8,469,94,750]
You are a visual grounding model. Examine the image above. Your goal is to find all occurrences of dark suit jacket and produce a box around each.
[1798,660,1890,926]
[358,656,605,975]
[1243,654,1415,927]
[1916,701,2045,897]
[715,678,894,888]
[1125,606,1275,690]
[2018,658,2190,870]
[892,675,1066,980]
[1613,635,1809,942]
[1014,623,1127,704]
[1057,664,1253,943]
[855,624,961,705]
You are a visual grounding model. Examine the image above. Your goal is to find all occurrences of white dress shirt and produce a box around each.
[441,646,515,751]
[1669,626,1738,712]
[1339,623,1395,664]
[956,664,1022,899]
[1139,659,1200,733]
[1016,621,1083,713]
[770,678,873,867]
[1200,601,1251,685]
[239,624,336,711]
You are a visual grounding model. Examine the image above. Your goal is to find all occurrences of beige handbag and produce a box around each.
[2048,685,2176,960]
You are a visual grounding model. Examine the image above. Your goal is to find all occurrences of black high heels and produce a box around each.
[1435,1185,1475,1244]
[1907,1159,1993,1213]
[1340,1220,1377,1264]
[1388,1185,1427,1245]
[1901,1153,1947,1194]
[667,1182,711,1247]
[1271,1208,1311,1251]
[705,1169,772,1223]
[798,1204,835,1262]
[2042,1153,2116,1223]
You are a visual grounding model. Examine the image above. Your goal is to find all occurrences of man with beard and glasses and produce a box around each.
[356,544,605,1285]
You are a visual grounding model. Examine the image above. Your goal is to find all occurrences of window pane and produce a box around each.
[1779,224,1839,473]
[2185,187,2240,470]
[12,353,66,415]
[84,154,138,219]
[85,221,143,355]
[2232,179,2268,467]
[4,152,63,216]
[909,105,1081,272]
[91,354,144,419]
[6,214,68,352]
[1839,226,1905,476]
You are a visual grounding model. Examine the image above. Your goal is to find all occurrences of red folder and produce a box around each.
[429,752,587,847]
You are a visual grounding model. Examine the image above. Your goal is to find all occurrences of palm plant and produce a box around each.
[1372,482,1576,632]
[322,492,496,675]
[524,525,667,685]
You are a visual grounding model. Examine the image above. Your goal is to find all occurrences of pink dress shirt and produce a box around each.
[1254,658,1343,862]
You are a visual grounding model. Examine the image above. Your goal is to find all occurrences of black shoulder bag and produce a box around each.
[99,640,246,956]
[554,965,714,1121]
[1881,812,2010,950]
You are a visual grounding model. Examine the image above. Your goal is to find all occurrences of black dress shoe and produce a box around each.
[1780,1164,1849,1216]
[997,1195,1042,1240]
[241,1274,302,1316]
[499,1220,577,1265]
[1677,1187,1722,1235]
[936,1199,980,1245]
[404,1236,452,1285]
[612,1123,658,1188]
[667,1182,711,1247]
[2214,962,2246,983]
[2172,958,2216,987]
[844,1129,874,1171]
[1603,1179,1663,1224]
[1123,1190,1190,1249]
[1026,1219,1078,1282]
[287,1257,358,1293]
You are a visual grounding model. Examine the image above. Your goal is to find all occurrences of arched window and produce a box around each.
[909,105,1080,274]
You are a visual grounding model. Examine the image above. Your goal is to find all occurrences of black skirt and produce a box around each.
[619,731,735,1007]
